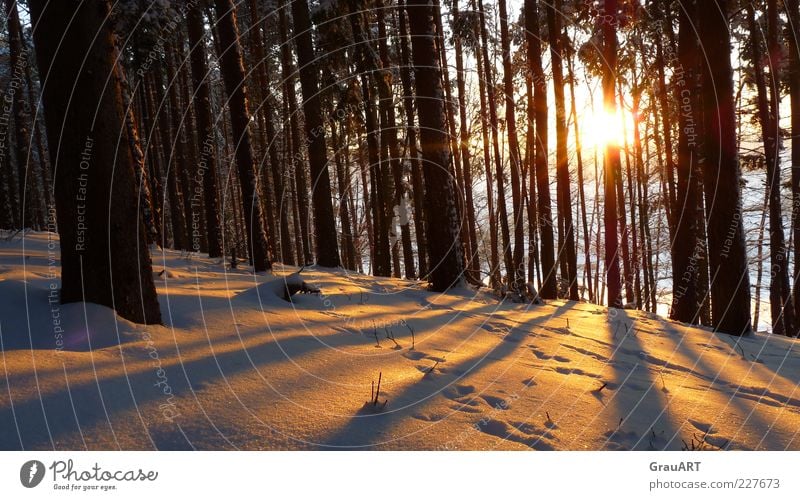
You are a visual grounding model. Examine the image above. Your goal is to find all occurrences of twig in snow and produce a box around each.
[425,360,440,374]
[403,320,415,350]
[385,328,401,348]
[594,382,608,393]
[372,321,381,347]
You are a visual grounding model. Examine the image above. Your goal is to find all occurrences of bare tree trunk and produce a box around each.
[698,0,752,335]
[29,0,161,324]
[602,0,622,308]
[406,0,465,291]
[499,0,526,294]
[279,7,311,264]
[749,3,795,336]
[525,0,557,299]
[478,0,513,287]
[213,0,271,271]
[398,0,428,277]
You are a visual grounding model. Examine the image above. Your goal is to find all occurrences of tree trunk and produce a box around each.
[278,7,311,264]
[187,6,224,258]
[670,0,700,323]
[478,0,514,288]
[546,2,578,301]
[453,0,480,279]
[29,0,161,324]
[406,0,464,291]
[697,0,752,335]
[788,0,800,324]
[526,0,557,299]
[213,0,271,271]
[750,3,795,336]
[499,0,526,293]
[397,0,428,277]
[290,0,341,268]
[602,0,622,308]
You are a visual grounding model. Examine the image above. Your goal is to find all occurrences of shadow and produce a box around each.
[319,305,572,449]
[596,309,682,450]
[657,321,800,450]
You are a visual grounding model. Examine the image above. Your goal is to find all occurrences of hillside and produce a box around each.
[1,233,798,450]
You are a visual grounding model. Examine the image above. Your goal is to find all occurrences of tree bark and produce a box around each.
[213,0,272,271]
[698,0,752,335]
[187,5,224,258]
[406,0,464,291]
[29,0,161,324]
[526,0,557,299]
[290,0,341,268]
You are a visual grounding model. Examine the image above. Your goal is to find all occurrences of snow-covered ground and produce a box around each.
[1,232,799,450]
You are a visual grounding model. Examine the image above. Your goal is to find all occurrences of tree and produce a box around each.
[670,0,699,324]
[290,0,341,268]
[187,5,224,258]
[525,0,557,299]
[213,0,272,271]
[406,0,464,291]
[697,0,752,335]
[28,0,161,324]
[546,0,578,300]
[499,0,526,293]
[749,3,795,336]
[602,0,622,308]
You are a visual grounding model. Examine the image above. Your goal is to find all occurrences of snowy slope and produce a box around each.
[1,232,799,450]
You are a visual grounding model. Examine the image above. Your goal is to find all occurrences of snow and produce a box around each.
[1,232,799,450]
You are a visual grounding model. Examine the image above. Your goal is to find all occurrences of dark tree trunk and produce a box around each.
[375,2,416,279]
[29,0,161,324]
[213,0,272,271]
[246,0,280,260]
[697,0,752,335]
[406,0,464,291]
[525,0,557,299]
[750,3,795,336]
[566,46,593,302]
[290,0,341,268]
[452,0,480,279]
[474,12,499,288]
[5,0,43,230]
[397,0,428,277]
[671,0,700,324]
[788,0,800,323]
[187,6,224,258]
[602,0,622,308]
[499,0,526,293]
[478,0,514,287]
[278,7,310,264]
[546,0,578,300]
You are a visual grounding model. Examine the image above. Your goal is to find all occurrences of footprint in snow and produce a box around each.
[687,418,717,435]
[476,419,555,450]
[481,394,511,410]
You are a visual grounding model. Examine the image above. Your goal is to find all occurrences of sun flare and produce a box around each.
[582,107,636,149]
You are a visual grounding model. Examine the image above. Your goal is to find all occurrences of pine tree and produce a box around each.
[28,0,161,324]
[406,0,465,291]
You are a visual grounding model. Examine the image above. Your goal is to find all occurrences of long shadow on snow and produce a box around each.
[319,304,572,449]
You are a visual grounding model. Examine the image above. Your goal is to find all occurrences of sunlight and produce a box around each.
[581,106,636,149]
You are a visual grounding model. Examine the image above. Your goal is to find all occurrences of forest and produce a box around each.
[1,0,800,451]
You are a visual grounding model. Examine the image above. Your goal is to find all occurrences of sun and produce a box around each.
[582,107,635,149]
